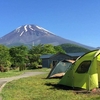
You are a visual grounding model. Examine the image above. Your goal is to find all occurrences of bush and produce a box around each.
[0,66,9,72]
[4,60,12,68]
[37,65,42,68]
[4,67,9,72]
[0,66,5,72]
[29,62,38,69]
[19,63,26,71]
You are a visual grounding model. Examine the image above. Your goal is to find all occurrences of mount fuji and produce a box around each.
[0,24,94,50]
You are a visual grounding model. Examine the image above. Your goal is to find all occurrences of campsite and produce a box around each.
[0,68,100,100]
[0,50,100,100]
[1,0,100,99]
[1,49,100,100]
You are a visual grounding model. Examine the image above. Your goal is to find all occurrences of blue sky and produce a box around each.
[0,0,100,48]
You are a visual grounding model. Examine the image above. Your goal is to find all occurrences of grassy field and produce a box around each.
[0,71,100,100]
[0,69,24,78]
[0,68,50,78]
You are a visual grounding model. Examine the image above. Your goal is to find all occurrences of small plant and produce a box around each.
[0,66,5,72]
[19,63,26,71]
[37,65,42,68]
[29,62,38,69]
[4,67,9,72]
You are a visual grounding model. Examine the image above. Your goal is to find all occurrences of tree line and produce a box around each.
[0,44,65,72]
[60,43,90,53]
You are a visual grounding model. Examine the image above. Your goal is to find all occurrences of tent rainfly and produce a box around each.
[47,60,75,78]
[58,49,100,91]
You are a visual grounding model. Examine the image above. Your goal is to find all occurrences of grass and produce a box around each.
[1,73,100,100]
[0,68,50,78]
[0,69,24,78]
[29,68,51,72]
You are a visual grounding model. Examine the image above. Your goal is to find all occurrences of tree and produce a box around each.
[0,45,11,71]
[60,43,90,53]
[28,44,43,69]
[54,45,66,54]
[41,44,56,54]
[9,45,28,70]
[28,44,66,69]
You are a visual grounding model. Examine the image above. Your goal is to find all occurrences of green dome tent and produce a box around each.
[58,49,100,91]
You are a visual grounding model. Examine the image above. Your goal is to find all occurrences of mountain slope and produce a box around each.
[0,24,95,50]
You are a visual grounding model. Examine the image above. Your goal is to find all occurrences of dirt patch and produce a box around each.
[74,88,100,95]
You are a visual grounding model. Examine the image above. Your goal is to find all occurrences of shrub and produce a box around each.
[4,67,9,72]
[0,66,5,72]
[19,63,26,71]
[29,62,38,69]
[37,65,42,68]
[0,66,9,72]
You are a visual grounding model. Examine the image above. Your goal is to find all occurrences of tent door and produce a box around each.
[53,60,58,67]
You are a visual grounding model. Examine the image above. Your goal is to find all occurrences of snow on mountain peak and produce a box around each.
[16,26,21,29]
[16,26,21,32]
[36,25,52,34]
[15,24,54,37]
[20,31,24,36]
[29,25,35,31]
[24,25,28,32]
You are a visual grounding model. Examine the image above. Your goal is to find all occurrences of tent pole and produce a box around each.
[72,67,74,89]
[88,74,90,92]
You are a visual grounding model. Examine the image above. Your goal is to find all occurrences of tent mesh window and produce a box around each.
[76,61,91,73]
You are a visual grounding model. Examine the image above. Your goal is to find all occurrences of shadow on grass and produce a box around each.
[45,82,75,90]
[43,77,100,95]
[45,82,92,94]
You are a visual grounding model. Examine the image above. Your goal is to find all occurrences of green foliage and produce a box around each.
[9,45,28,70]
[0,44,66,71]
[60,43,90,53]
[28,44,65,69]
[4,60,12,68]
[54,45,66,54]
[28,44,43,67]
[0,45,11,68]
[29,62,38,69]
[0,66,8,72]
[19,62,26,71]
[0,43,90,71]
[42,44,56,54]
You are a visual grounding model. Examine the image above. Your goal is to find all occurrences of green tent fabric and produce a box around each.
[47,60,74,78]
[58,49,100,90]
